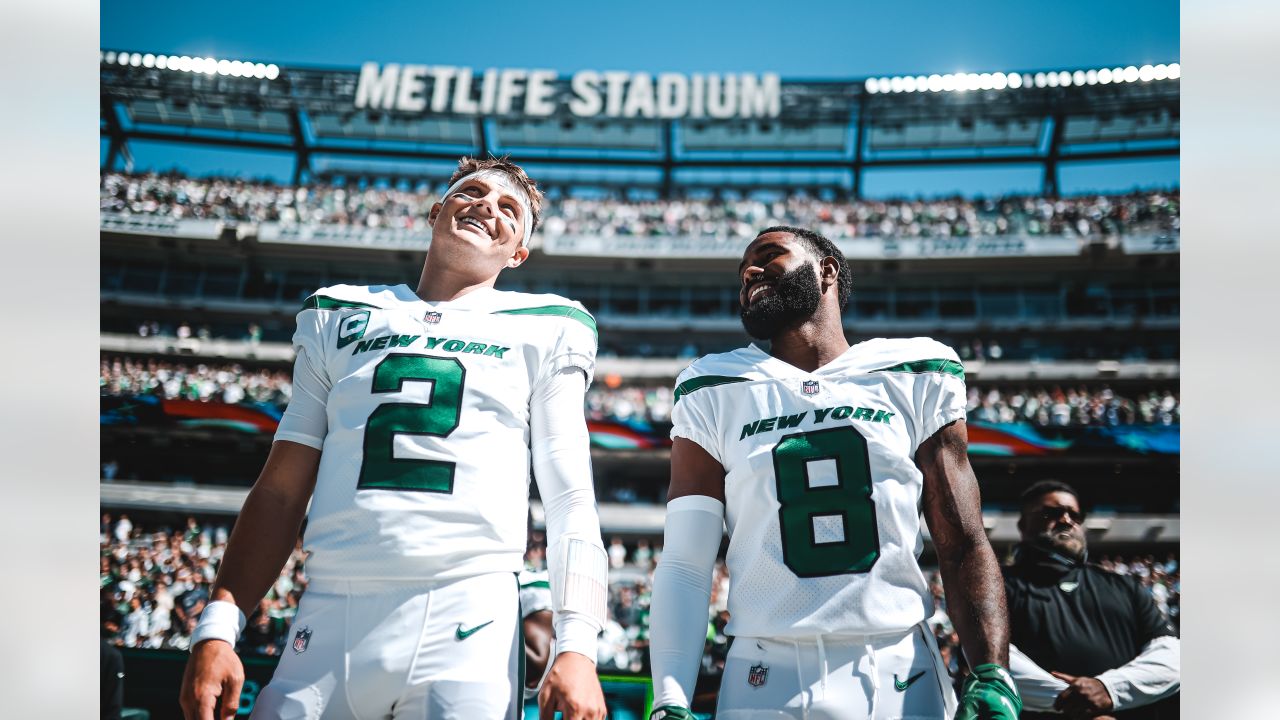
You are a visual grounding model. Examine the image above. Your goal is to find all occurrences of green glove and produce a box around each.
[649,705,695,720]
[955,663,1022,720]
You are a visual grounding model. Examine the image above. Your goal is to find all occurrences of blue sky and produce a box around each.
[101,0,1180,194]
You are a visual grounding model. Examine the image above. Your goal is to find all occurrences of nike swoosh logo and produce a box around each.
[894,671,926,691]
[455,620,494,640]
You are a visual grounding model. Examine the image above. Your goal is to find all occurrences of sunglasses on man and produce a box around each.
[1039,506,1085,525]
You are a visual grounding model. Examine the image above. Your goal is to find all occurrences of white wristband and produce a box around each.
[190,600,247,650]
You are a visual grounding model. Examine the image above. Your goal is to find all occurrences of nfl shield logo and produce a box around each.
[802,380,820,396]
[423,310,443,324]
[292,626,313,654]
[748,663,769,688]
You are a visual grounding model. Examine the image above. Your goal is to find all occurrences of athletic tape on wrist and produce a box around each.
[189,600,246,650]
[441,170,534,246]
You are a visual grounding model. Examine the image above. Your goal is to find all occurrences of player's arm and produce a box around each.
[917,419,1020,719]
[523,609,555,693]
[529,366,608,720]
[182,335,329,720]
[180,440,320,720]
[648,437,726,720]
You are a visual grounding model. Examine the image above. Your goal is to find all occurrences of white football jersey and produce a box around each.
[518,569,553,618]
[670,338,966,638]
[274,284,597,584]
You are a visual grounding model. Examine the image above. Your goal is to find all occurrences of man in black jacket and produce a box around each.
[1004,480,1179,719]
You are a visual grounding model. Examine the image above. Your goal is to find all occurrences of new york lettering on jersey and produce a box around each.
[280,283,597,585]
[670,337,966,638]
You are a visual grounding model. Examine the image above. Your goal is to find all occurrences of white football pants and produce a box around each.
[250,572,521,720]
[715,622,957,720]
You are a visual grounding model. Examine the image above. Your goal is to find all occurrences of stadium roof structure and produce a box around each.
[100,50,1178,195]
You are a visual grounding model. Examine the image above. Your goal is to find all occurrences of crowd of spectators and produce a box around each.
[101,172,1179,241]
[966,385,1180,427]
[100,514,307,655]
[101,355,1179,429]
[102,515,1178,677]
[101,356,293,407]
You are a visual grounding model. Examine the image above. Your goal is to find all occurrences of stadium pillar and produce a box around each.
[1043,113,1065,197]
[661,121,676,199]
[852,94,867,200]
[289,110,311,185]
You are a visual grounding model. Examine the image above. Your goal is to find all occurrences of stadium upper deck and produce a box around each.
[100,50,1178,195]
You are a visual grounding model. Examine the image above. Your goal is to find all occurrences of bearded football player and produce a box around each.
[648,226,1020,720]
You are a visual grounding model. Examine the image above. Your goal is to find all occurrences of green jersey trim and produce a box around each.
[492,305,597,337]
[302,294,382,311]
[674,375,750,403]
[871,358,965,380]
[520,580,551,590]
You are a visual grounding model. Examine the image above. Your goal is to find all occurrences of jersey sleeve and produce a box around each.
[537,302,598,390]
[273,306,331,450]
[519,574,554,617]
[912,342,968,446]
[669,367,725,465]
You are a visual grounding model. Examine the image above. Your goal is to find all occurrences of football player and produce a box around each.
[180,157,609,720]
[648,227,1020,720]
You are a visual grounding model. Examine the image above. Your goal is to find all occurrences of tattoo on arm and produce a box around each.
[919,420,1010,668]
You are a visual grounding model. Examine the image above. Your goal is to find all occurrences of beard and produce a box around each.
[740,262,822,340]
[1037,528,1086,562]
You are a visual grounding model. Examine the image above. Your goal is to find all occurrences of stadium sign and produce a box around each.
[355,63,782,119]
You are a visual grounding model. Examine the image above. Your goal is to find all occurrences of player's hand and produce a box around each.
[180,639,245,720]
[1051,671,1114,716]
[954,663,1022,720]
[538,650,606,720]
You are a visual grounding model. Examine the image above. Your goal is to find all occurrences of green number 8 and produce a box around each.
[772,425,881,577]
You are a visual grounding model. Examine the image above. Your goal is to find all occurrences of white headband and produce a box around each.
[442,169,535,247]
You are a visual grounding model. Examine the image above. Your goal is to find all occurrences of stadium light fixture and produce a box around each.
[156,55,168,70]
[864,78,878,94]
[1139,64,1155,81]
[130,53,142,67]
[1153,64,1169,80]
[142,53,155,68]
[1168,63,1180,79]
[104,51,116,64]
[1086,69,1098,85]
[1123,65,1140,82]
[1034,72,1047,88]
[1073,70,1086,86]
[1098,68,1112,84]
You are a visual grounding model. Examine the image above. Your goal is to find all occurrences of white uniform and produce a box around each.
[253,284,597,720]
[669,338,965,719]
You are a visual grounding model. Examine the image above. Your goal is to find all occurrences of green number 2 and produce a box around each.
[772,425,881,577]
[357,354,465,494]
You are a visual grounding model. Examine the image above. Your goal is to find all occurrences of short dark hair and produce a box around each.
[755,225,852,310]
[449,155,545,234]
[1019,480,1080,512]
